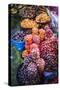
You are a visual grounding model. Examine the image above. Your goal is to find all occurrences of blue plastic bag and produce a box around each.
[43,71,57,80]
[11,39,25,51]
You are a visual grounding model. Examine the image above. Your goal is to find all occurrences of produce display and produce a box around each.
[9,4,58,86]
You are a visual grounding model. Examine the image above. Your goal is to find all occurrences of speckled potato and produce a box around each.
[36,58,45,73]
[40,36,58,72]
[19,6,36,19]
[17,56,41,85]
[45,28,53,39]
[30,48,40,60]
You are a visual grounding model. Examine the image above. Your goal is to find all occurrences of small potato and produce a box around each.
[24,34,33,45]
[35,13,51,24]
[21,19,38,29]
[22,50,29,58]
[39,29,45,41]
[33,35,40,44]
[32,27,39,35]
